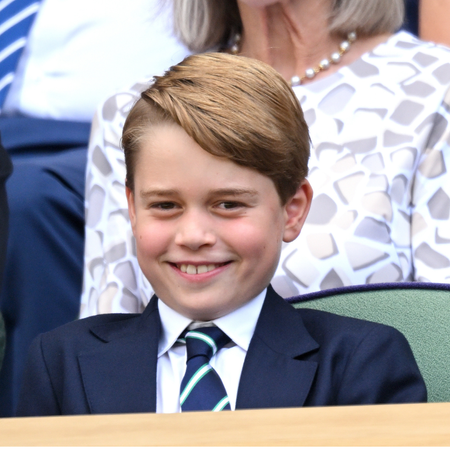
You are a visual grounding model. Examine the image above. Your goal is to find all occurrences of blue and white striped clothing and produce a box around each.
[1,0,190,120]
[0,0,40,109]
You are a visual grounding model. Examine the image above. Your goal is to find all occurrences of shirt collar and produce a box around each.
[213,288,266,352]
[157,300,192,357]
[157,288,267,357]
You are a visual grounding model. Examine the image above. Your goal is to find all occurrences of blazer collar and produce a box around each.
[78,287,320,413]
[236,285,319,410]
[78,296,161,414]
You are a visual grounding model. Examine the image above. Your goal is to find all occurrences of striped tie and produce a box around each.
[179,326,231,412]
[0,0,40,109]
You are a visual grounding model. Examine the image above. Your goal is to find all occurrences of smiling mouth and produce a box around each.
[175,263,229,275]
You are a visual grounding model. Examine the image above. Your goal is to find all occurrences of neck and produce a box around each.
[237,0,391,84]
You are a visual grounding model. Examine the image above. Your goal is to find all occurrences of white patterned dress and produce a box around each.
[80,31,450,317]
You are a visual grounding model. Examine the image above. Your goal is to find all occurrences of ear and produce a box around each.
[126,184,137,234]
[282,179,313,243]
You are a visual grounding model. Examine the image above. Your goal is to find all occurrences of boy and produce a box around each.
[17,53,426,416]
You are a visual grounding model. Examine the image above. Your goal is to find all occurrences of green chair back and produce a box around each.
[289,282,450,403]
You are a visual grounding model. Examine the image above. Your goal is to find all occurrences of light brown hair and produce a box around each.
[122,52,310,205]
[171,0,405,53]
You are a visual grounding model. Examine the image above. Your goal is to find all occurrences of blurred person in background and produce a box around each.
[82,0,450,317]
[0,136,12,296]
[419,0,450,45]
[0,0,190,417]
[0,135,11,376]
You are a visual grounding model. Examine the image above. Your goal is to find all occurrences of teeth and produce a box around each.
[186,264,197,275]
[178,263,222,274]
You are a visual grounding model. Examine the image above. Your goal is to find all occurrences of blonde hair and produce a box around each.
[122,53,310,205]
[171,0,404,53]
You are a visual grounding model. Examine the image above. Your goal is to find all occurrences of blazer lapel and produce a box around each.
[236,286,319,409]
[78,296,161,414]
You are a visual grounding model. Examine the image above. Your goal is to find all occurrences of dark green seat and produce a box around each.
[288,282,450,403]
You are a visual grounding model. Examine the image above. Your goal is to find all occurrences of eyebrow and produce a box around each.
[208,188,259,197]
[139,187,259,199]
[139,189,179,199]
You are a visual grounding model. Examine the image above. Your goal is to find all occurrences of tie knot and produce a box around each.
[182,326,230,362]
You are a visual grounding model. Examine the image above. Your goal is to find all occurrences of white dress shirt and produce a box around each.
[2,0,190,121]
[156,289,267,413]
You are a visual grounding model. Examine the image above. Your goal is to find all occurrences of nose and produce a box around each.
[174,209,216,250]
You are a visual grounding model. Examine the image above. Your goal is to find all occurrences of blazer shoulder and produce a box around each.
[35,296,160,354]
[36,312,143,350]
[51,312,142,333]
[296,307,407,345]
[294,308,426,404]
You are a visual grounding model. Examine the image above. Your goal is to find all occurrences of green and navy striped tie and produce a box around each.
[179,326,231,412]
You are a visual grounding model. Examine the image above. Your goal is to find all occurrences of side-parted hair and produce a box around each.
[170,0,405,53]
[122,53,310,205]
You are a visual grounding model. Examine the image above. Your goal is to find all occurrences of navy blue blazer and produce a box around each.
[16,286,426,416]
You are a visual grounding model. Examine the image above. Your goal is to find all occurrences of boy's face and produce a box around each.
[127,123,312,321]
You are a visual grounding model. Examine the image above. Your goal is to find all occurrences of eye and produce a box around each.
[148,201,181,214]
[217,201,246,210]
[152,202,177,210]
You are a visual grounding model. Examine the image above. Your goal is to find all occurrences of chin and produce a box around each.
[178,300,230,321]
[182,309,219,322]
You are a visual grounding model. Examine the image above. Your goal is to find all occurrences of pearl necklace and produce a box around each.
[230,31,357,87]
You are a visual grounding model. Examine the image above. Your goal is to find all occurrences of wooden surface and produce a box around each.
[1,402,450,446]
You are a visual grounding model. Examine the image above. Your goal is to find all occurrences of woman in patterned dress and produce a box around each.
[81,0,450,316]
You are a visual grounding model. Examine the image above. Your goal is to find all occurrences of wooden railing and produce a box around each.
[1,402,449,446]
